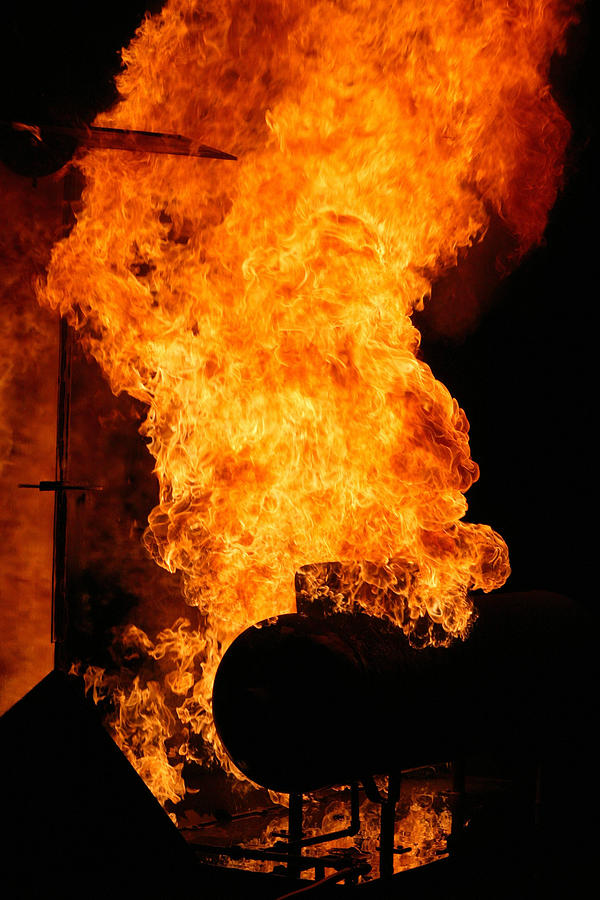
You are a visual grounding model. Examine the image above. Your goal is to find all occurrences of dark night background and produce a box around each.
[0,5,596,896]
[1,0,597,612]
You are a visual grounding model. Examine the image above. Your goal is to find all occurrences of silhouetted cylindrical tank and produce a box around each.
[212,591,587,793]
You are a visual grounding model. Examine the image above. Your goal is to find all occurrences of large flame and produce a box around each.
[39,0,575,803]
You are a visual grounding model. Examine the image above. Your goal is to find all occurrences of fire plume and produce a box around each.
[39,0,575,803]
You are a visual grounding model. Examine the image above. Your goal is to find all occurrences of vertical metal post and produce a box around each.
[287,792,303,879]
[380,772,401,879]
[349,782,360,832]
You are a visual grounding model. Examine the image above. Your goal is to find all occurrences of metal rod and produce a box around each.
[275,864,371,900]
[449,757,466,850]
[190,842,355,871]
[379,772,401,879]
[51,313,71,662]
[362,775,386,805]
[287,792,303,879]
[19,481,102,491]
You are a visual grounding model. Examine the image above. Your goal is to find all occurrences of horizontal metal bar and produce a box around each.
[5,120,237,161]
[18,481,102,492]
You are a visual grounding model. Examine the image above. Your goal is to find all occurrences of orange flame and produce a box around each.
[38,0,575,803]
